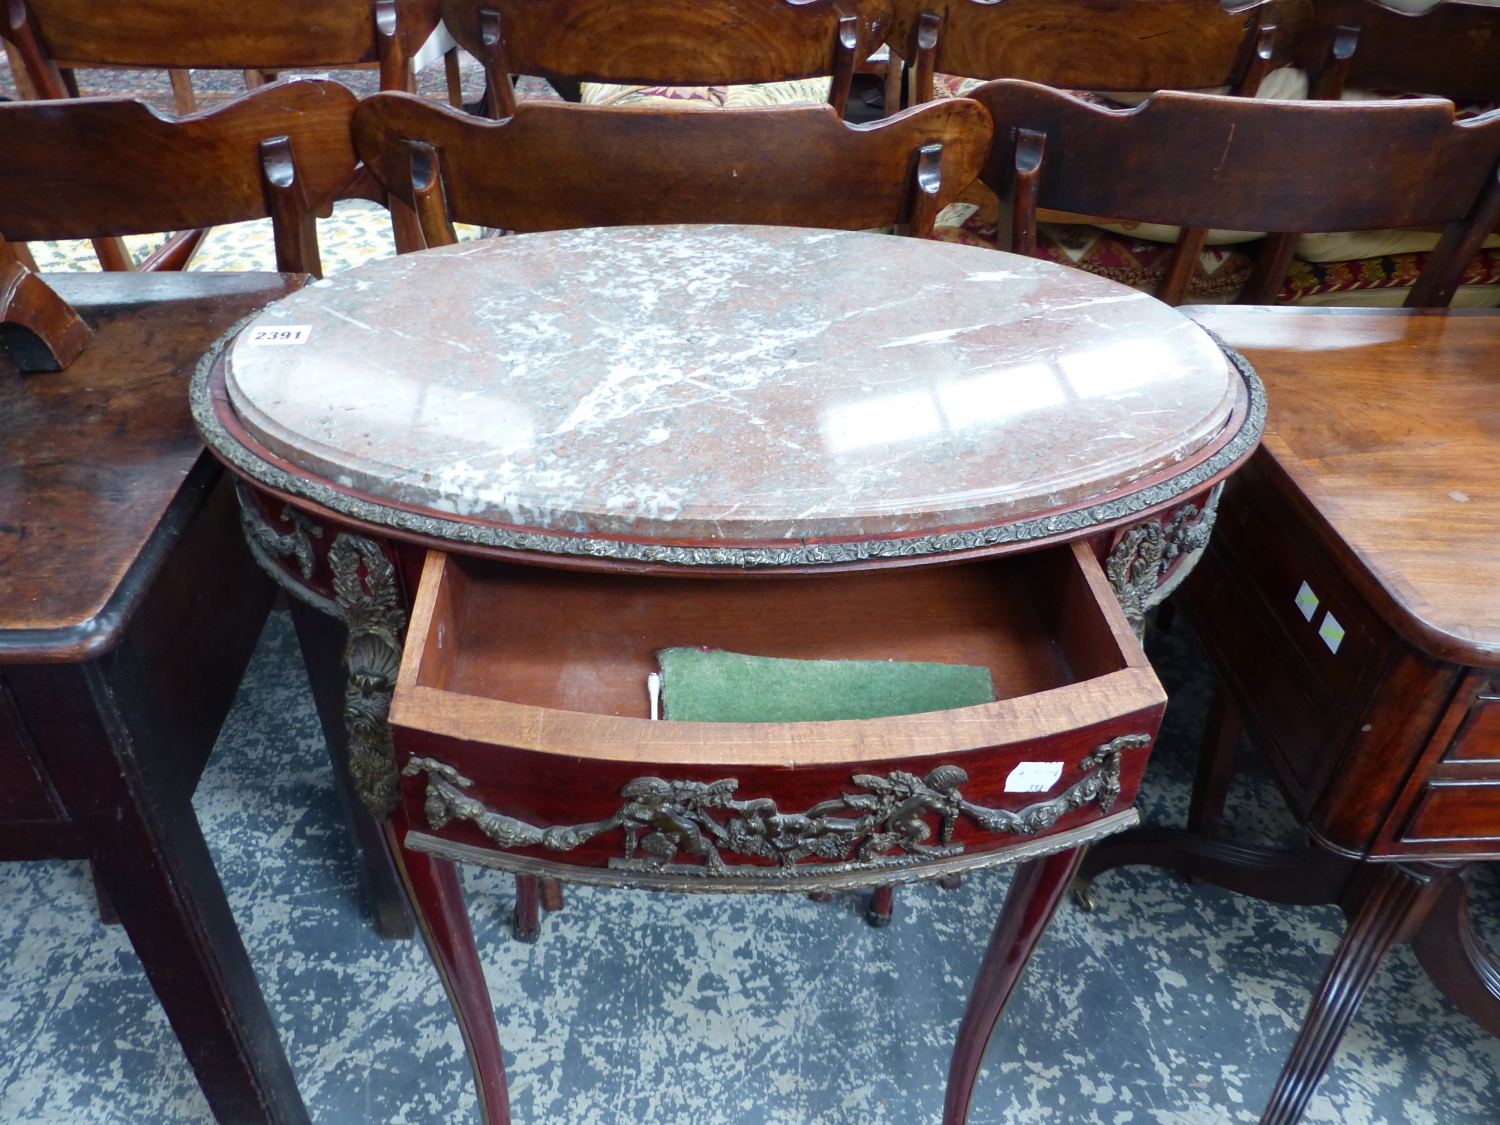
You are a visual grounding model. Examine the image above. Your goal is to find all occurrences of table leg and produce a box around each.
[512,874,541,943]
[943,846,1083,1125]
[288,599,414,940]
[391,821,510,1125]
[1258,862,1447,1125]
[539,878,565,913]
[9,661,311,1125]
[866,884,895,928]
[1188,687,1243,838]
[1410,864,1500,1038]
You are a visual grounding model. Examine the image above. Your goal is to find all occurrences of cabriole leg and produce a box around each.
[391,821,510,1125]
[944,846,1084,1125]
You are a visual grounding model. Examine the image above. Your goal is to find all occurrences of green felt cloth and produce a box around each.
[657,648,996,723]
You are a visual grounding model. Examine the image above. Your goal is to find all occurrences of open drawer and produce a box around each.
[389,540,1166,892]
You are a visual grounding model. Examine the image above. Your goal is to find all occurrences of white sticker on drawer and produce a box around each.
[1005,761,1064,793]
[1295,581,1319,621]
[246,325,311,345]
[1319,612,1345,654]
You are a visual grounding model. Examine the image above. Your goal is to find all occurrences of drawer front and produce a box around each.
[1400,781,1500,843]
[1444,686,1500,763]
[394,708,1162,891]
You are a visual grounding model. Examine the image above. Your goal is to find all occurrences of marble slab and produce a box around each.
[224,226,1238,543]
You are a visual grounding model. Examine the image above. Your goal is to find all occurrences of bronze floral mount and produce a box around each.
[401,732,1150,879]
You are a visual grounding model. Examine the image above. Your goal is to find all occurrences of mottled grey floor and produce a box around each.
[2,609,1497,1125]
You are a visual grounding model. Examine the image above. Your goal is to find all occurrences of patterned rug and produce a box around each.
[1,610,1495,1125]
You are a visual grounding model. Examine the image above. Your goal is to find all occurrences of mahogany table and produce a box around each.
[1,272,310,1125]
[1082,306,1500,1125]
[191,225,1265,1125]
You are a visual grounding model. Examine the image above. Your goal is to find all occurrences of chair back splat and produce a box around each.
[889,0,1311,101]
[974,80,1500,306]
[354,92,991,244]
[440,0,895,116]
[8,0,440,82]
[0,80,359,277]
[1302,0,1500,102]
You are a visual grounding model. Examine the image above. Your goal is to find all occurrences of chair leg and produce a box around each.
[539,878,565,913]
[1188,686,1243,839]
[444,47,464,108]
[390,197,427,254]
[512,874,541,942]
[90,236,132,271]
[883,54,904,116]
[944,847,1084,1125]
[168,68,198,114]
[866,884,895,927]
[1257,862,1446,1125]
[392,823,511,1125]
[1239,231,1300,305]
[1158,226,1208,306]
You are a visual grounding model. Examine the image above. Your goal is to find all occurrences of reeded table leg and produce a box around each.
[1259,863,1446,1125]
[944,846,1084,1125]
[392,819,510,1125]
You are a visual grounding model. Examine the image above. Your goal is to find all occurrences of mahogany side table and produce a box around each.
[192,225,1266,1125]
[0,273,309,1125]
[1082,306,1500,1125]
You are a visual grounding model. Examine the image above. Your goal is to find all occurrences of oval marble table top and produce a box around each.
[221,225,1240,547]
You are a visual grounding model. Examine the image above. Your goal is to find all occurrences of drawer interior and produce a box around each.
[407,544,1132,721]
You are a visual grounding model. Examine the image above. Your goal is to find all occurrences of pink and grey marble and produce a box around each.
[224,226,1238,543]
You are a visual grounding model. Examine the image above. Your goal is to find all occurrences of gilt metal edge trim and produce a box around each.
[191,329,1266,569]
[404,809,1140,893]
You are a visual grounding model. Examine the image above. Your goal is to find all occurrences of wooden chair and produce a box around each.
[5,0,442,106]
[353,91,993,251]
[0,0,442,269]
[439,0,895,119]
[889,0,1312,105]
[0,79,367,1125]
[1301,0,1500,101]
[971,79,1500,305]
[0,80,358,280]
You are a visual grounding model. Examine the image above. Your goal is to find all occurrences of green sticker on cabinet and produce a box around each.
[1318,612,1345,654]
[1294,581,1319,622]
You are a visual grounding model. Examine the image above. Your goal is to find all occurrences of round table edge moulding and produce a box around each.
[191,318,1267,573]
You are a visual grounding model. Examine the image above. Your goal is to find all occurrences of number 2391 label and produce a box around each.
[246,325,311,345]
